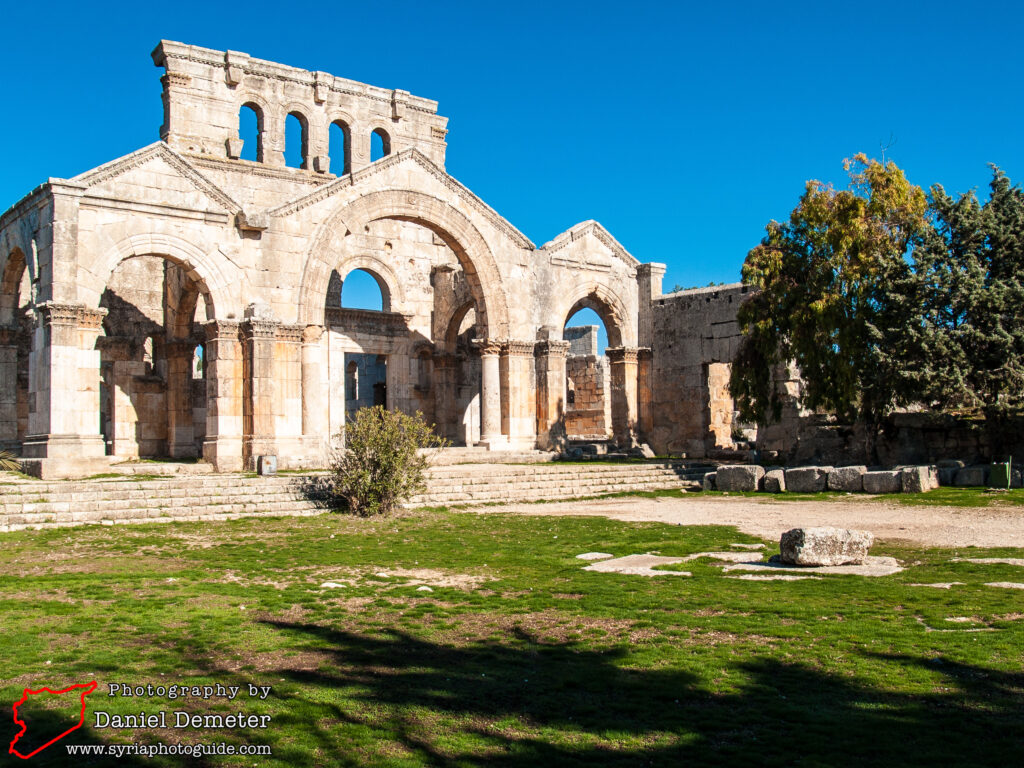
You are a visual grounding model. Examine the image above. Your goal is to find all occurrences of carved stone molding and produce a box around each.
[472,338,503,357]
[242,318,280,339]
[534,340,570,359]
[637,347,653,362]
[502,340,536,357]
[606,346,639,365]
[36,302,107,330]
[301,325,324,345]
[275,324,305,344]
[203,319,241,342]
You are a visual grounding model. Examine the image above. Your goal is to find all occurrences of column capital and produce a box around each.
[203,319,241,341]
[606,346,639,364]
[35,302,107,329]
[637,347,653,362]
[276,323,305,344]
[534,339,570,358]
[301,324,325,344]
[242,317,280,339]
[472,338,503,356]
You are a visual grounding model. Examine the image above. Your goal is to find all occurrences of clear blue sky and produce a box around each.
[3,0,1020,299]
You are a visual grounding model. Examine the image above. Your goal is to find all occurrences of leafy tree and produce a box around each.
[911,168,1024,453]
[332,406,448,516]
[729,154,929,450]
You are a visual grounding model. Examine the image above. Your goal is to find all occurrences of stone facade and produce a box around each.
[0,41,752,477]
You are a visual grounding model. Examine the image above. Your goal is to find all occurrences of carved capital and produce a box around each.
[203,319,241,342]
[472,338,503,357]
[637,347,653,362]
[78,307,107,331]
[606,346,639,365]
[534,340,570,359]
[242,318,280,340]
[36,302,107,330]
[301,325,324,345]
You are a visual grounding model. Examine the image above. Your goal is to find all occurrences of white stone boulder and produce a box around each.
[784,466,832,493]
[901,466,939,493]
[862,470,902,494]
[828,465,867,492]
[715,465,765,492]
[764,469,786,493]
[779,527,874,566]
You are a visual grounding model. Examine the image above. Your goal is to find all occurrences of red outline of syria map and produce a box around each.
[8,681,98,759]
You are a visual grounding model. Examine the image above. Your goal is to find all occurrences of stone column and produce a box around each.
[499,341,537,449]
[607,346,639,448]
[0,325,18,449]
[300,325,326,462]
[164,339,196,458]
[534,339,569,451]
[202,320,243,472]
[273,324,304,466]
[637,347,653,442]
[476,339,504,449]
[241,314,280,470]
[21,303,109,477]
[432,352,457,442]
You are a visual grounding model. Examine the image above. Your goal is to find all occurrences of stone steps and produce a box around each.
[0,461,704,532]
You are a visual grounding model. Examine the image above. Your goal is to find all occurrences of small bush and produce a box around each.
[332,407,448,516]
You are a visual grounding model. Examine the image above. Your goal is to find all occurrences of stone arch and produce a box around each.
[442,299,476,352]
[330,254,406,312]
[299,189,510,335]
[83,233,238,318]
[0,247,29,326]
[558,282,631,348]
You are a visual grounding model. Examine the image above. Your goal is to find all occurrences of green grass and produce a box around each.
[1,510,1022,766]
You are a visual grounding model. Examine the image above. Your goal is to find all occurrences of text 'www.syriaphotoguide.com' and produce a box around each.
[65,742,272,758]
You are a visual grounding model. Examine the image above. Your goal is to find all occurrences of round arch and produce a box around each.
[83,233,239,320]
[299,189,510,335]
[0,247,29,327]
[331,254,406,312]
[557,282,632,349]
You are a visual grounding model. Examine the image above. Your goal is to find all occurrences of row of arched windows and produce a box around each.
[237,103,391,172]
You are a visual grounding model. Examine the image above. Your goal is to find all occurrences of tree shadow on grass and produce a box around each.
[234,620,1024,767]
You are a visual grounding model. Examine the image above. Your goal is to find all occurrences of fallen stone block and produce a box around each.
[901,465,939,493]
[764,468,786,493]
[937,467,958,486]
[828,465,866,492]
[863,470,901,494]
[784,466,832,493]
[715,465,765,492]
[702,472,716,491]
[779,527,874,566]
[954,466,988,487]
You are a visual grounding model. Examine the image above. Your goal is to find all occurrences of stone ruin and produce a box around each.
[0,40,761,478]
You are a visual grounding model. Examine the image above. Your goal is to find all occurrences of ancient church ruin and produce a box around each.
[0,41,749,478]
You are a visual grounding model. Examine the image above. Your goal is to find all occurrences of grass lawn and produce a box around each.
[1,508,1022,766]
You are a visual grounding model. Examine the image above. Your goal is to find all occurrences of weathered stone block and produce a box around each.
[901,465,939,493]
[863,470,901,494]
[702,472,716,491]
[784,466,832,493]
[715,464,764,492]
[779,526,874,566]
[763,468,786,493]
[828,465,866,492]
[954,466,988,487]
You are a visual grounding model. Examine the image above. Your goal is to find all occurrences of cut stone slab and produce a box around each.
[985,582,1024,590]
[727,574,821,582]
[715,465,765,492]
[576,552,614,561]
[828,466,867,492]
[901,466,939,493]
[908,582,964,589]
[780,527,874,566]
[583,554,691,577]
[863,470,902,494]
[679,551,758,563]
[955,466,988,486]
[785,466,832,493]
[702,472,717,491]
[764,469,786,493]
[320,582,347,589]
[722,555,902,577]
[730,543,766,550]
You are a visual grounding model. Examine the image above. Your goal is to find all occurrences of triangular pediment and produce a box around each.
[540,220,639,273]
[72,142,242,214]
[268,148,535,249]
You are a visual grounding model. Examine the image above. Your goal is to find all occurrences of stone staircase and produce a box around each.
[0,461,708,532]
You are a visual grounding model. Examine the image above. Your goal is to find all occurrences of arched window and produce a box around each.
[371,128,391,161]
[238,103,264,162]
[143,336,155,376]
[192,344,204,379]
[285,111,310,169]
[330,120,351,175]
[346,361,358,401]
[341,269,386,312]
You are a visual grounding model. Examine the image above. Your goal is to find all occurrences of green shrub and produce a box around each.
[332,406,448,516]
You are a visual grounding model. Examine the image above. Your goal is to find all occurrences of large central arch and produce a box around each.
[299,189,510,335]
